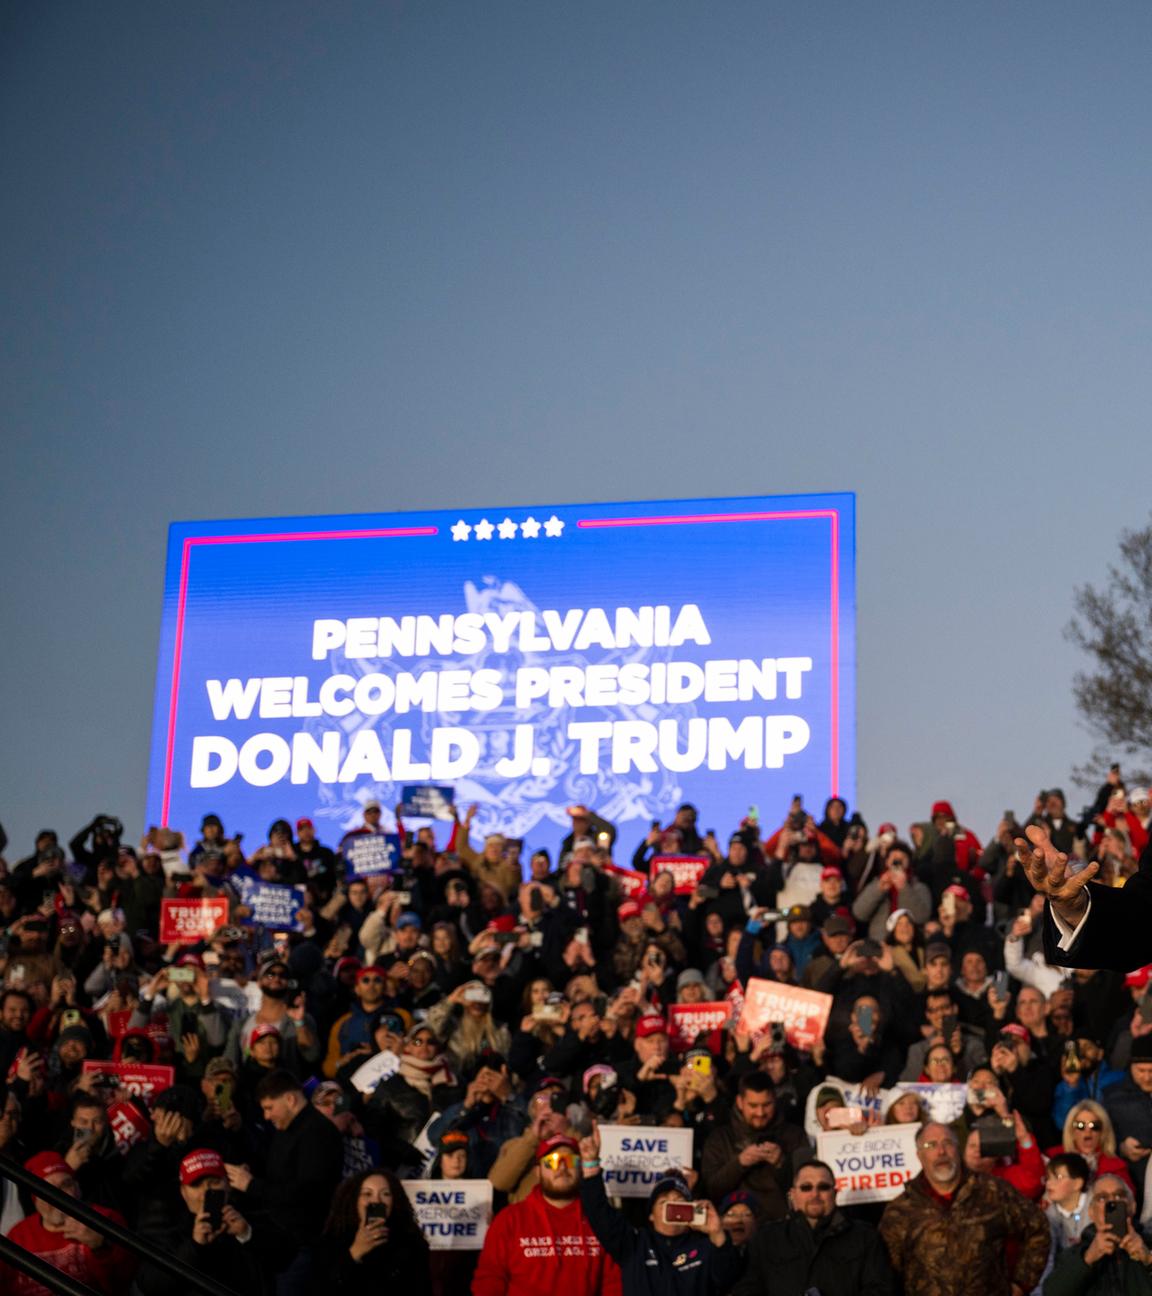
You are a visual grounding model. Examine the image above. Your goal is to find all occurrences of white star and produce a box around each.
[520,516,541,538]
[543,514,565,537]
[474,518,495,541]
[451,519,471,541]
[497,517,519,540]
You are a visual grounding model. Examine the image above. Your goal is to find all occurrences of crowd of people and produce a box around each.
[0,772,1151,1296]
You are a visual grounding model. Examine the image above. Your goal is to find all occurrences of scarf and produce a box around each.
[398,1051,454,1097]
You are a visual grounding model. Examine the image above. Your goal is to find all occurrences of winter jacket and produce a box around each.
[324,1226,432,1294]
[322,1001,379,1077]
[852,875,933,943]
[2,1208,137,1295]
[732,1209,896,1296]
[701,1112,807,1219]
[1044,1223,1152,1295]
[429,1097,527,1177]
[1055,1065,1127,1131]
[900,1027,987,1082]
[879,1169,1050,1296]
[240,1102,344,1244]
[580,1171,743,1296]
[984,1135,1045,1200]
[133,1219,274,1296]
[471,1184,622,1296]
[489,1125,546,1205]
[1043,1146,1135,1195]
[1107,1077,1152,1153]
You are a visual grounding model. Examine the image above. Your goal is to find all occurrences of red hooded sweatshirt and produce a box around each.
[3,1209,136,1295]
[472,1184,622,1296]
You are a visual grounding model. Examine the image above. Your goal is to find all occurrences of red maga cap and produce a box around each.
[180,1148,226,1186]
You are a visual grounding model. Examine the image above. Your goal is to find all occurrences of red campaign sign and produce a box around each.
[736,977,833,1051]
[81,1061,175,1106]
[608,865,648,900]
[160,897,230,944]
[666,1002,732,1053]
[725,980,745,1030]
[106,1009,133,1040]
[650,855,709,895]
[107,1100,151,1154]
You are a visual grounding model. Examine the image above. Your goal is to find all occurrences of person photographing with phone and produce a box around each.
[1044,1174,1152,1294]
[133,1148,267,1296]
[321,1168,431,1293]
[576,1118,741,1296]
[701,1072,807,1217]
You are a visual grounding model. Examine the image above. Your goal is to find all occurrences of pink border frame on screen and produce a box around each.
[160,508,841,825]
[161,526,437,823]
[577,508,842,794]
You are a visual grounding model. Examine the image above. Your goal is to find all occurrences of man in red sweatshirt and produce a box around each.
[2,1150,136,1295]
[472,1133,622,1296]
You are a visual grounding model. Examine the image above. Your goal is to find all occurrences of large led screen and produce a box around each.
[146,493,855,855]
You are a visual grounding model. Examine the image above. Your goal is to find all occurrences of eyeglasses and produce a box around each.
[539,1150,578,1171]
[919,1139,956,1151]
[1074,1120,1101,1131]
[410,1036,436,1048]
[1095,1192,1128,1203]
[795,1181,835,1192]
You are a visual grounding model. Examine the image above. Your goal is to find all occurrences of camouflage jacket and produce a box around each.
[879,1170,1050,1296]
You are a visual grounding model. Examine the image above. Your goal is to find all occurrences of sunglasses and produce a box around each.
[539,1150,578,1171]
[795,1181,835,1192]
[1074,1120,1101,1131]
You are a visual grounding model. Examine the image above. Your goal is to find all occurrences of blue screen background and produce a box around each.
[147,492,855,859]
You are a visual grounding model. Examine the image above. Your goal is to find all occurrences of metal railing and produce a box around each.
[0,1154,242,1296]
[0,1231,103,1295]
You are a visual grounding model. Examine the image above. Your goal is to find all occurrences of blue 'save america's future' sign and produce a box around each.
[146,493,855,856]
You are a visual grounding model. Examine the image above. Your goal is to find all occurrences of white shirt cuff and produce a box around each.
[1052,895,1092,951]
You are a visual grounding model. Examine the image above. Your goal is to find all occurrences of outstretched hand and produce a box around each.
[1014,824,1097,924]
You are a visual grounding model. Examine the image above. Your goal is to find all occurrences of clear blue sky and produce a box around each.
[3,1,1150,856]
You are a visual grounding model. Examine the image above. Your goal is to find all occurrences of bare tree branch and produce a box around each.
[1066,516,1152,771]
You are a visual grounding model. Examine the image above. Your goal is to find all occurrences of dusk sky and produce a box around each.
[3,2,1151,857]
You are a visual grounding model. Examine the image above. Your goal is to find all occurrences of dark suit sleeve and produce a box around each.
[1043,870,1152,972]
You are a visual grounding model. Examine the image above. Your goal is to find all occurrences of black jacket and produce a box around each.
[324,1228,432,1294]
[733,1210,896,1296]
[580,1171,743,1296]
[241,1102,343,1243]
[133,1219,275,1296]
[1044,1223,1152,1296]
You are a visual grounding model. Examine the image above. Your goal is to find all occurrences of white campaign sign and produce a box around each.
[802,1074,891,1137]
[403,1179,492,1251]
[598,1124,694,1198]
[893,1082,967,1124]
[816,1122,921,1204]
